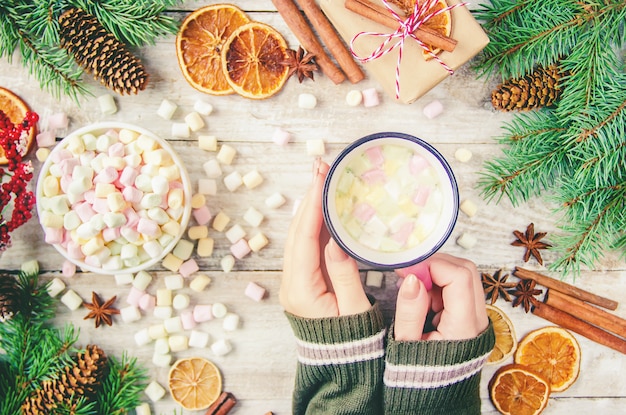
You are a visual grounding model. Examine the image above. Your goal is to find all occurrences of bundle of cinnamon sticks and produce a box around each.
[514,267,626,354]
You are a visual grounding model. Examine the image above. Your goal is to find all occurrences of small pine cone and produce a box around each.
[491,64,563,111]
[21,345,108,414]
[58,8,149,95]
[0,274,20,322]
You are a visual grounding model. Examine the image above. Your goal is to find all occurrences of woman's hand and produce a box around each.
[280,160,371,319]
[393,253,489,341]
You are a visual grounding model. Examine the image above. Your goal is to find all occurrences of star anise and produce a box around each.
[511,223,552,265]
[481,269,517,304]
[281,47,318,83]
[84,292,120,328]
[509,280,543,313]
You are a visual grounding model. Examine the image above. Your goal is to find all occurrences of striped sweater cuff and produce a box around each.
[383,321,495,415]
[285,302,386,366]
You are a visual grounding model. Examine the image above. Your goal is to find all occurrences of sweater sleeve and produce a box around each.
[383,321,495,415]
[285,302,386,415]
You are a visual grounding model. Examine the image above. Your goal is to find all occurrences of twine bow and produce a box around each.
[350,0,469,99]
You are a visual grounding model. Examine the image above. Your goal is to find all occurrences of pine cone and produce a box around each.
[491,64,563,111]
[22,345,108,415]
[58,8,149,95]
[0,274,20,322]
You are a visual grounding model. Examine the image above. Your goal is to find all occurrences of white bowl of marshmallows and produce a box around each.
[36,122,192,274]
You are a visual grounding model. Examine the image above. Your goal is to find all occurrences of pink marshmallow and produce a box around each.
[47,112,69,130]
[365,146,385,166]
[105,129,119,139]
[60,175,72,194]
[137,218,159,237]
[83,189,96,204]
[119,166,139,187]
[230,239,251,259]
[108,142,125,157]
[36,130,56,147]
[102,227,121,242]
[44,227,64,244]
[362,88,380,107]
[60,158,80,176]
[127,287,145,306]
[180,310,197,330]
[272,127,292,146]
[92,198,110,214]
[138,293,156,311]
[352,202,376,223]
[50,148,73,164]
[66,241,84,259]
[123,208,140,228]
[62,260,76,277]
[192,205,212,225]
[391,222,414,247]
[94,166,118,184]
[193,305,213,322]
[413,187,431,207]
[122,186,143,204]
[245,281,266,302]
[360,168,387,185]
[409,154,430,175]
[84,255,102,268]
[179,259,199,278]
[423,100,444,119]
[75,202,97,222]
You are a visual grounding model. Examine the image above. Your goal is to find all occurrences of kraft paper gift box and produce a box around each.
[319,0,490,104]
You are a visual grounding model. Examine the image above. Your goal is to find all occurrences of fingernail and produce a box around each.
[312,157,321,178]
[327,238,349,261]
[401,274,420,299]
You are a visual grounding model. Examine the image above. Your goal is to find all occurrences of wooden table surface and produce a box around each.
[1,1,624,414]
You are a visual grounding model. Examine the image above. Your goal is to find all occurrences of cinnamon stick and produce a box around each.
[345,0,458,53]
[296,0,365,83]
[271,0,346,84]
[532,302,626,354]
[514,267,618,311]
[545,289,626,338]
[205,391,237,415]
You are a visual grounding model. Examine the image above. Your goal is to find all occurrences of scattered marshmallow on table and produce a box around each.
[460,199,478,217]
[197,237,214,257]
[243,207,264,227]
[198,179,217,196]
[145,381,166,402]
[212,211,231,232]
[242,170,263,189]
[216,144,237,165]
[265,192,286,209]
[60,289,82,310]
[198,135,218,151]
[152,352,172,368]
[115,273,133,286]
[173,239,194,261]
[245,281,266,302]
[97,94,117,115]
[346,90,363,107]
[248,232,269,252]
[165,274,184,290]
[185,111,205,132]
[169,335,189,352]
[120,305,141,323]
[156,289,172,306]
[362,88,380,107]
[194,99,213,116]
[365,270,384,288]
[135,403,151,415]
[47,112,69,130]
[193,304,213,322]
[457,233,478,250]
[306,139,325,156]
[220,255,235,273]
[223,313,240,331]
[173,293,190,310]
[179,259,199,278]
[188,225,208,240]
[272,127,291,146]
[454,148,473,163]
[230,239,251,259]
[157,99,177,120]
[135,328,152,347]
[203,159,222,178]
[62,260,76,277]
[189,330,210,348]
[423,99,444,119]
[171,122,190,138]
[223,171,243,192]
[211,338,232,356]
[47,278,66,298]
[298,93,317,109]
[190,274,211,292]
[211,302,228,319]
[133,271,152,291]
[225,224,246,244]
[37,130,56,147]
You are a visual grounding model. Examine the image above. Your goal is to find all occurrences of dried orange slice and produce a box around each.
[168,357,222,410]
[514,326,581,392]
[0,87,36,164]
[486,304,517,365]
[389,0,452,59]
[221,22,290,99]
[489,363,551,415]
[176,4,250,95]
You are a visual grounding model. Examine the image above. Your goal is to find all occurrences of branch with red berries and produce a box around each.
[0,110,38,251]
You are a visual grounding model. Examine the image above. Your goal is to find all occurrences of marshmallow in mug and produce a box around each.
[38,126,189,272]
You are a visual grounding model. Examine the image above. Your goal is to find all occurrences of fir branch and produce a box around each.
[96,352,148,415]
[73,0,181,47]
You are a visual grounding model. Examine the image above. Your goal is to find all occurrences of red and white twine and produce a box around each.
[350,0,469,99]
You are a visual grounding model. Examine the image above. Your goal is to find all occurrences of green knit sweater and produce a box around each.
[285,302,495,415]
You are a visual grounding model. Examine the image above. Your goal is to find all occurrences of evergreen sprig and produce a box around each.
[0,0,181,100]
[473,0,626,274]
[0,266,147,414]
